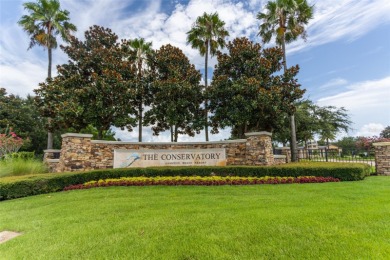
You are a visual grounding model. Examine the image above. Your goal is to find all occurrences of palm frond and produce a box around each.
[18,0,77,50]
[257,0,313,46]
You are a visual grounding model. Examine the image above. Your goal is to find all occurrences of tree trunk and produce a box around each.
[48,47,52,79]
[204,43,209,141]
[282,38,297,162]
[138,101,142,142]
[47,118,53,149]
[138,60,143,142]
[281,39,288,72]
[174,125,178,142]
[170,125,174,142]
[98,128,103,140]
[290,114,298,162]
[47,47,53,149]
[138,103,142,142]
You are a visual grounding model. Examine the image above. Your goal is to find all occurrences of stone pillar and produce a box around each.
[57,133,93,172]
[245,132,274,165]
[43,149,61,160]
[43,149,61,172]
[278,147,291,162]
[373,142,390,176]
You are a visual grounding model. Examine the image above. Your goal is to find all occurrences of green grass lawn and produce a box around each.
[1,176,389,259]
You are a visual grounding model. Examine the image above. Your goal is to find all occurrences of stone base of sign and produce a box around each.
[45,132,284,172]
[373,142,390,176]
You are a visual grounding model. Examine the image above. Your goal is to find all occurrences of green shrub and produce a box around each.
[9,152,35,160]
[0,162,370,201]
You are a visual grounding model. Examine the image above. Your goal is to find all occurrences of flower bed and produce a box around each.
[63,176,340,191]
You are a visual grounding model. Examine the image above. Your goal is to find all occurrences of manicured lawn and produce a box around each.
[0,176,389,259]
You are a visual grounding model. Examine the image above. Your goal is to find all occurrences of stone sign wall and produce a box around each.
[45,131,285,172]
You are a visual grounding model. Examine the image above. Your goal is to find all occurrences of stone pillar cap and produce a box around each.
[44,149,61,153]
[61,133,93,138]
[373,142,390,146]
[244,131,272,137]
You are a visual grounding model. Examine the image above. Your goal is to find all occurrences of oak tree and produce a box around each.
[208,37,305,139]
[144,44,204,142]
[35,26,138,139]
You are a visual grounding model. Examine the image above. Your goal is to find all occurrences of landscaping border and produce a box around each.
[0,162,370,200]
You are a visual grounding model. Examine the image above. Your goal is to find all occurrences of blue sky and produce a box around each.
[0,0,389,142]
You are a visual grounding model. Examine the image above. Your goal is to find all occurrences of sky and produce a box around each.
[0,0,389,142]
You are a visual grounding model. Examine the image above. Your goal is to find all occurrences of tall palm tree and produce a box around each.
[18,0,76,149]
[187,12,229,141]
[127,38,153,142]
[257,0,313,161]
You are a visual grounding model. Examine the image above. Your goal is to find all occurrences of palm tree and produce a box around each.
[187,12,229,141]
[18,0,76,149]
[257,0,313,161]
[126,38,153,142]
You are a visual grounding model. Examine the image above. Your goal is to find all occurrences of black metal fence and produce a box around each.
[274,148,376,173]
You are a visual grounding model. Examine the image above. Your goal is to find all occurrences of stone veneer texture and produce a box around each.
[373,142,390,176]
[49,132,280,172]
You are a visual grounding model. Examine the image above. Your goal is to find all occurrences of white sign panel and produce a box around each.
[114,149,226,168]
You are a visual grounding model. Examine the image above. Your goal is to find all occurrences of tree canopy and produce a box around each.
[144,44,204,142]
[208,37,305,139]
[273,101,352,146]
[0,88,47,153]
[35,25,138,139]
[380,126,390,138]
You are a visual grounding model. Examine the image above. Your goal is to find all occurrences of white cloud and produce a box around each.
[0,61,46,96]
[287,0,390,54]
[319,78,348,90]
[317,76,390,110]
[317,76,390,137]
[355,123,385,137]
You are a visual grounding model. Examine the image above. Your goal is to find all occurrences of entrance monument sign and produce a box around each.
[44,132,286,172]
[114,149,226,168]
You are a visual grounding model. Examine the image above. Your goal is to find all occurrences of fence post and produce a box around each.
[325,148,328,162]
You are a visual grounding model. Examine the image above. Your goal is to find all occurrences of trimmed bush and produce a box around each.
[0,162,370,200]
[9,152,35,160]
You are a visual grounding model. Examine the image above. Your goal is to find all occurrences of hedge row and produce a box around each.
[64,176,340,191]
[0,162,371,200]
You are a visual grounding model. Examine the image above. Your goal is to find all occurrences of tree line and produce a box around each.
[34,25,306,143]
[3,0,359,158]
